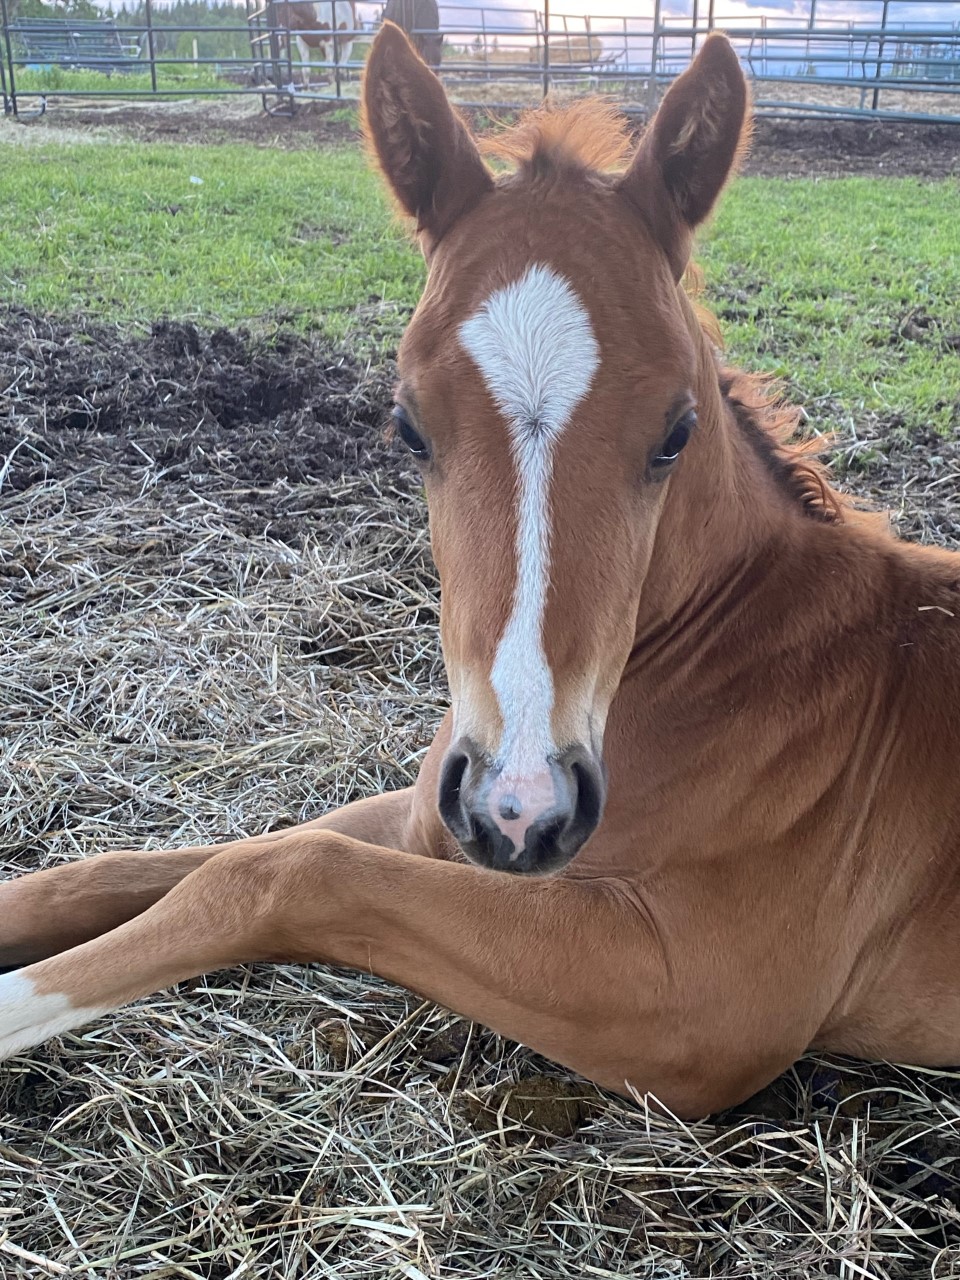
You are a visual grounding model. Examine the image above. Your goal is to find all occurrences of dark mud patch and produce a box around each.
[18,96,960,177]
[0,309,415,546]
[870,307,960,353]
[742,115,960,179]
[53,97,359,150]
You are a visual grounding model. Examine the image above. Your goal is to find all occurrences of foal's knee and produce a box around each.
[170,832,348,963]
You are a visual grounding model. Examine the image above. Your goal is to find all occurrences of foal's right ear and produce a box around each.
[619,34,749,278]
[363,22,493,255]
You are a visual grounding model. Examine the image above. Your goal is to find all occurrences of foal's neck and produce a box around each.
[631,295,896,674]
[635,316,806,643]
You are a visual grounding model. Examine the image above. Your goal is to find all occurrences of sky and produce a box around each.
[135,0,960,25]
[409,0,960,76]
[116,0,960,58]
[420,0,960,29]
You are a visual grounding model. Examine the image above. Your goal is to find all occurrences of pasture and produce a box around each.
[1,104,959,1278]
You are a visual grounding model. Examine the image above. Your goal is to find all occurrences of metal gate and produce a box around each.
[2,0,959,125]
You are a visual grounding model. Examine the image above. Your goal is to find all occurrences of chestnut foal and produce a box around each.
[2,27,959,1118]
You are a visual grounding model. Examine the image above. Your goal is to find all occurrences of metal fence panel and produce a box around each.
[2,0,959,123]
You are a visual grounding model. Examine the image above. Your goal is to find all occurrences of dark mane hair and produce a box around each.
[718,369,845,524]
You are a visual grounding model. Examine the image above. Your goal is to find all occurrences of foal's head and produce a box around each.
[363,25,748,874]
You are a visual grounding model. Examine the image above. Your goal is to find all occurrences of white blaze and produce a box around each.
[459,264,600,783]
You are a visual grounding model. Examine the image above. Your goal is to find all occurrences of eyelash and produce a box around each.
[652,410,697,469]
[392,405,430,460]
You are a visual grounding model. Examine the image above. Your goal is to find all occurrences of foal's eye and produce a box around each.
[392,405,430,460]
[652,410,697,470]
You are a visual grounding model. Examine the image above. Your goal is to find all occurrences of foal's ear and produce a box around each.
[619,34,749,278]
[362,22,493,254]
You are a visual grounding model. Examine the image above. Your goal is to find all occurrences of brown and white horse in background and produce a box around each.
[1,25,959,1119]
[274,0,356,84]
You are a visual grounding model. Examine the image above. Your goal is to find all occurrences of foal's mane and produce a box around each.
[716,369,843,524]
[480,98,635,173]
[484,100,845,525]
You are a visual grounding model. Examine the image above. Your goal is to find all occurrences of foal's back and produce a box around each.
[832,531,960,1063]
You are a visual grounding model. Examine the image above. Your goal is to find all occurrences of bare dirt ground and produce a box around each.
[2,309,959,1277]
[2,91,958,177]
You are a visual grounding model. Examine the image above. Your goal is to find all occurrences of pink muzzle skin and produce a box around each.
[485,770,560,858]
[437,739,607,876]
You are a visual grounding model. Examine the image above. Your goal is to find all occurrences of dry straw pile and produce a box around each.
[1,310,958,1278]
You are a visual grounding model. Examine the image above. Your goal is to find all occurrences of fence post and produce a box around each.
[0,36,8,115]
[872,0,889,111]
[0,0,18,118]
[760,12,767,78]
[333,0,341,99]
[542,0,550,98]
[144,0,158,95]
[647,0,660,115]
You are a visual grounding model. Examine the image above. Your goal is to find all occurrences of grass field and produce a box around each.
[13,65,236,95]
[0,141,421,349]
[1,140,958,432]
[2,131,959,1278]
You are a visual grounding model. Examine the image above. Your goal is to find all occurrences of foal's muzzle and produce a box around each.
[438,739,606,875]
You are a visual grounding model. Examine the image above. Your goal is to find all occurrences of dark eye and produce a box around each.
[392,405,430,460]
[652,410,696,469]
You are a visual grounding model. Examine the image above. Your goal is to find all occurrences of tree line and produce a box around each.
[8,0,253,64]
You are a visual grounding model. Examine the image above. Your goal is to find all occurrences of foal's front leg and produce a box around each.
[0,789,416,967]
[0,829,705,1111]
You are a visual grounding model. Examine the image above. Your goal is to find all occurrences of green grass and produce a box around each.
[699,177,960,434]
[15,65,237,95]
[0,139,957,429]
[0,141,423,348]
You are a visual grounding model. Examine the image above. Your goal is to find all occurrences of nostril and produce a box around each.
[520,752,606,874]
[536,817,564,852]
[570,758,605,833]
[438,749,471,840]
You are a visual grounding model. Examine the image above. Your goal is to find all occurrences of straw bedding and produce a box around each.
[1,309,958,1278]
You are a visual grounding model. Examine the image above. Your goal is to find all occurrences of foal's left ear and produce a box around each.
[619,34,749,278]
[363,22,493,255]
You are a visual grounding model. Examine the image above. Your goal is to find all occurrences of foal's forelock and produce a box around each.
[457,264,600,784]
